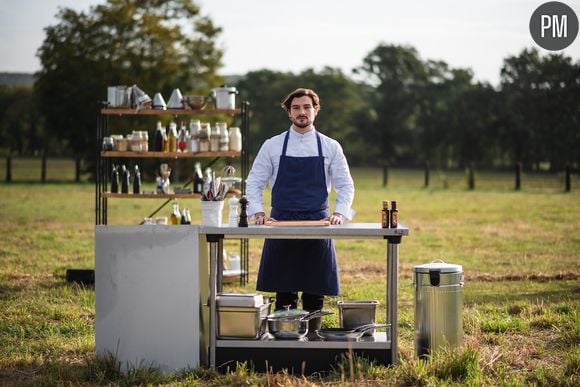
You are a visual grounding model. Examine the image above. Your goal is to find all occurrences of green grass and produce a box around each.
[0,167,579,385]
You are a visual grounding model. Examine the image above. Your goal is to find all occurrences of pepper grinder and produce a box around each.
[228,195,239,227]
[238,196,248,227]
[110,164,119,193]
[121,164,130,194]
[133,165,141,194]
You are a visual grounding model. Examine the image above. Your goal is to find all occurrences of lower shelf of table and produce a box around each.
[215,333,392,373]
[217,332,390,349]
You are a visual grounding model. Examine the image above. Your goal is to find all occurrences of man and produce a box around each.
[246,88,355,323]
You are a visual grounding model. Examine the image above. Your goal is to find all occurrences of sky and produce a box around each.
[0,0,578,87]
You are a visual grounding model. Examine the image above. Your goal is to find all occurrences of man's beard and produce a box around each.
[292,116,311,128]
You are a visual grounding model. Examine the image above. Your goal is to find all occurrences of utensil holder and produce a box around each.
[200,200,224,226]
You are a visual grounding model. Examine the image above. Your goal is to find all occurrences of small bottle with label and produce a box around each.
[381,201,390,228]
[390,200,399,228]
[168,121,178,152]
[178,121,188,152]
[154,121,164,152]
[169,201,181,225]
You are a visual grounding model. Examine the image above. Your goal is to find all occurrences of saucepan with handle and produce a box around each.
[267,307,333,340]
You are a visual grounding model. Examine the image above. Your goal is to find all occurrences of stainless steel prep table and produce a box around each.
[200,223,409,372]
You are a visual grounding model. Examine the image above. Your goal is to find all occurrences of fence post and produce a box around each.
[565,164,571,192]
[6,156,11,183]
[424,162,430,188]
[382,161,388,187]
[75,157,81,183]
[515,162,522,190]
[41,155,47,183]
[468,164,475,190]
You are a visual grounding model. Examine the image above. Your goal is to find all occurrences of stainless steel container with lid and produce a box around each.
[414,260,464,357]
[217,293,264,308]
[338,300,380,336]
[216,293,270,339]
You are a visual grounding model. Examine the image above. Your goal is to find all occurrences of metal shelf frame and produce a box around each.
[96,101,251,284]
[200,224,409,371]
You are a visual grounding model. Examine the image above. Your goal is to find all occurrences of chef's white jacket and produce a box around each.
[246,126,355,220]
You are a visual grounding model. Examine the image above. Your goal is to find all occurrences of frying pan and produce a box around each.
[315,323,390,341]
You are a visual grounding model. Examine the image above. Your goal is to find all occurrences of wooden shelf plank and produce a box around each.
[102,189,241,199]
[101,108,241,116]
[101,151,241,158]
[102,193,199,199]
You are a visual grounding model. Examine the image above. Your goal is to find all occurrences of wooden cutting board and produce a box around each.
[265,220,330,227]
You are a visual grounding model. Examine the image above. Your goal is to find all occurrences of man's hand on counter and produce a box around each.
[329,213,344,225]
[254,212,269,225]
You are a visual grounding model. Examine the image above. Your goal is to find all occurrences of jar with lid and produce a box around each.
[102,136,114,151]
[128,133,139,151]
[210,124,221,152]
[219,127,229,151]
[189,119,200,152]
[229,127,242,151]
[140,131,149,152]
[198,122,211,152]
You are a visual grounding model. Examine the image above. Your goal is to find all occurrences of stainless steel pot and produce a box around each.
[267,309,333,340]
[315,323,389,341]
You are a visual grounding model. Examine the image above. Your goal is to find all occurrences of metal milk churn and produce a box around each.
[414,260,464,357]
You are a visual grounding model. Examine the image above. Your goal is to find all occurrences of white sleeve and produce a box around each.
[246,139,273,216]
[329,140,355,220]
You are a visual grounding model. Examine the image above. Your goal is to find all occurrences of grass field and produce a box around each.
[0,167,579,385]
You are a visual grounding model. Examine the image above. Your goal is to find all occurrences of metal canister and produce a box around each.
[414,261,464,357]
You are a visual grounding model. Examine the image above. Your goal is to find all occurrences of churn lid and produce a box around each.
[414,260,462,274]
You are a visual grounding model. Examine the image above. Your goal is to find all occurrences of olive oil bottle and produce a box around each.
[169,201,181,225]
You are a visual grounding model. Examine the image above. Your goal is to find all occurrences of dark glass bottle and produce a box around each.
[390,200,399,228]
[110,165,119,193]
[133,165,141,194]
[154,121,164,152]
[193,162,204,194]
[121,164,130,194]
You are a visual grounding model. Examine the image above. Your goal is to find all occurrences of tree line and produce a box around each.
[0,0,578,172]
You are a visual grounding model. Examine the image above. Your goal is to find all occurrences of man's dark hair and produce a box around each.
[281,88,321,112]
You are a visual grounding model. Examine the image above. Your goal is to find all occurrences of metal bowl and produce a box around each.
[183,95,208,110]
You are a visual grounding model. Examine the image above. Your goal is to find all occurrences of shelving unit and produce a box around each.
[96,101,251,284]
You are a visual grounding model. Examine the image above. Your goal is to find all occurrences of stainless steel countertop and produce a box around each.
[200,222,409,240]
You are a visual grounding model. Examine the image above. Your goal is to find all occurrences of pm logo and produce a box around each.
[530,2,578,50]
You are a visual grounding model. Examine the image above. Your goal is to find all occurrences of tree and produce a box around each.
[500,48,580,170]
[354,44,428,163]
[35,0,224,165]
[0,85,44,156]
[236,68,369,163]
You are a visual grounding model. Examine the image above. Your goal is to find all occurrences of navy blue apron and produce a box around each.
[256,131,340,296]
